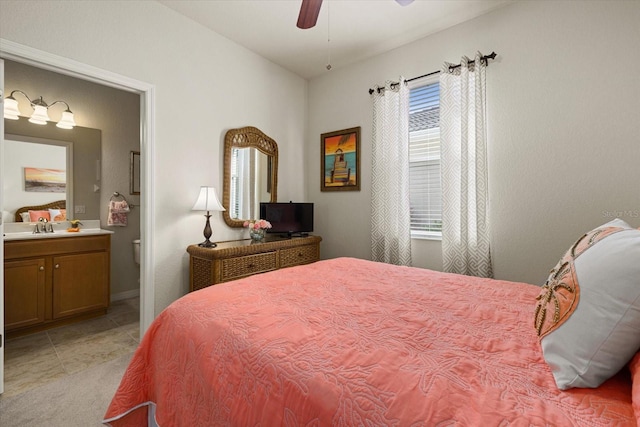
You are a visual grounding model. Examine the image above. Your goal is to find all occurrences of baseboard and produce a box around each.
[111,288,140,302]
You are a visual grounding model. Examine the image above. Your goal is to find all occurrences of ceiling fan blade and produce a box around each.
[395,0,414,5]
[297,0,323,29]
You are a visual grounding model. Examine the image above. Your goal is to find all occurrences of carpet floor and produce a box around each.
[0,351,132,427]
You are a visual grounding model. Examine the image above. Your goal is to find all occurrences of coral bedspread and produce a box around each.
[104,258,635,426]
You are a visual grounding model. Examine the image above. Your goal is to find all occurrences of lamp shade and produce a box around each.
[192,187,225,212]
[3,97,21,120]
[56,110,76,129]
[29,104,50,125]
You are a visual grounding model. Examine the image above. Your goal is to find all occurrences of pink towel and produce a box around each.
[108,200,129,227]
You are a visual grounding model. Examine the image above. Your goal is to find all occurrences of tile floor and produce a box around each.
[2,297,140,398]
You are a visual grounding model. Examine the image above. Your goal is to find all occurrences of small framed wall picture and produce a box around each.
[320,127,361,192]
[24,167,66,193]
[130,151,140,195]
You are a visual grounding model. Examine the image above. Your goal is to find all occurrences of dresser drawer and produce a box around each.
[220,252,277,282]
[280,244,319,268]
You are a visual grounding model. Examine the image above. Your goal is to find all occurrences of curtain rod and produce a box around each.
[368,51,497,95]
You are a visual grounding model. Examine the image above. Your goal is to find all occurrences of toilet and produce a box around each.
[133,239,140,266]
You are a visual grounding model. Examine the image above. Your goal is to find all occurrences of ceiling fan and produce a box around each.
[297,0,414,29]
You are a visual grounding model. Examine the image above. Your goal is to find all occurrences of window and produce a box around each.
[409,78,441,238]
[230,147,241,218]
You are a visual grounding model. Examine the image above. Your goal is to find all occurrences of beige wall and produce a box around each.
[4,60,140,298]
[307,0,640,286]
[0,0,308,314]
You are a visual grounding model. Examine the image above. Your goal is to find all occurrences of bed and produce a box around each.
[14,200,66,222]
[103,256,638,426]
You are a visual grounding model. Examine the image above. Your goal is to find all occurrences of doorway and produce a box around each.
[0,38,155,395]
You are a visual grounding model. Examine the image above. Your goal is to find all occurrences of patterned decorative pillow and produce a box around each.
[535,218,640,389]
[49,208,67,221]
[28,210,51,222]
[20,212,32,222]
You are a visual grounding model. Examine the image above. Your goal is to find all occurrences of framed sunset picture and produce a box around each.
[24,167,66,193]
[320,126,361,192]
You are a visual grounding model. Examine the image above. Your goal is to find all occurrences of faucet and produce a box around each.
[37,217,53,233]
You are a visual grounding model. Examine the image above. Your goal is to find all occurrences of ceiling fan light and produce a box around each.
[56,110,76,129]
[396,0,414,5]
[4,97,21,120]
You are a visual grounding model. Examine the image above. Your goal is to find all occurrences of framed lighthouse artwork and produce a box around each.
[320,127,361,192]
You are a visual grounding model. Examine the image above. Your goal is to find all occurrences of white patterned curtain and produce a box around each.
[371,79,412,266]
[440,52,492,277]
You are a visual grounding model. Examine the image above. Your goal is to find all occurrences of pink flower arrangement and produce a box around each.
[243,219,272,230]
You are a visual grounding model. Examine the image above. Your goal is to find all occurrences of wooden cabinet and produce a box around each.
[187,235,322,292]
[4,258,46,330]
[4,234,111,337]
[52,251,110,319]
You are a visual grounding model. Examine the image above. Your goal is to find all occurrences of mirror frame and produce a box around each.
[130,150,140,195]
[222,126,278,228]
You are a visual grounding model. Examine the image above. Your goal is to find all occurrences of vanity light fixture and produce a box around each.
[3,90,77,129]
[192,186,226,248]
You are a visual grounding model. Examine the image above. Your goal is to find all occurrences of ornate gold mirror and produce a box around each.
[223,126,278,227]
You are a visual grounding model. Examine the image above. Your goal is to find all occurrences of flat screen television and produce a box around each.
[260,202,314,237]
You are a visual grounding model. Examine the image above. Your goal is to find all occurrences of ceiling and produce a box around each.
[158,0,512,80]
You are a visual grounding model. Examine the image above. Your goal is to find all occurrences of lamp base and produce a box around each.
[198,239,217,248]
[198,212,217,248]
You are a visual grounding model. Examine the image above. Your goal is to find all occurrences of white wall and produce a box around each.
[307,0,640,286]
[0,0,308,313]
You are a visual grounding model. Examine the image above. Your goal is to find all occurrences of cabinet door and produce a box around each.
[4,258,46,330]
[52,251,109,319]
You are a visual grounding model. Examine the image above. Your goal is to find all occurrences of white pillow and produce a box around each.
[20,212,31,222]
[536,218,640,389]
[48,208,66,221]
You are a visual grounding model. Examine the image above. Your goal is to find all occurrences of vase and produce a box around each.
[250,228,265,241]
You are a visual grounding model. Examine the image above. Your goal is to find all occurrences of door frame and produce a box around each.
[0,39,156,394]
[1,57,5,394]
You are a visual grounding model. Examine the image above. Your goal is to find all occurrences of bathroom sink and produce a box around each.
[3,220,114,241]
[3,228,114,241]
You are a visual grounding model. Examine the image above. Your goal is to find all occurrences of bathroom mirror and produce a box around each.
[223,126,278,228]
[4,118,102,221]
[3,136,73,221]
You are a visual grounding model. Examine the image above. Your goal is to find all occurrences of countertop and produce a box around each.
[3,220,114,241]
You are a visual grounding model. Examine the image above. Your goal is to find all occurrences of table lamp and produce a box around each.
[192,186,225,247]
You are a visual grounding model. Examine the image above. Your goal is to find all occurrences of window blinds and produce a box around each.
[409,82,441,234]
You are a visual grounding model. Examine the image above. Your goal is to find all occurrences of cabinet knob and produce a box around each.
[39,266,45,271]
[55,264,60,269]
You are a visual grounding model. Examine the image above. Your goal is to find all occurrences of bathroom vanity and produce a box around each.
[4,227,112,337]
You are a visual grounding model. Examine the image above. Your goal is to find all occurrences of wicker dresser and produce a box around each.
[187,235,322,292]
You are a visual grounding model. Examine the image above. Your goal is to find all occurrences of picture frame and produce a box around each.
[130,151,140,195]
[320,126,361,192]
[24,167,66,193]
